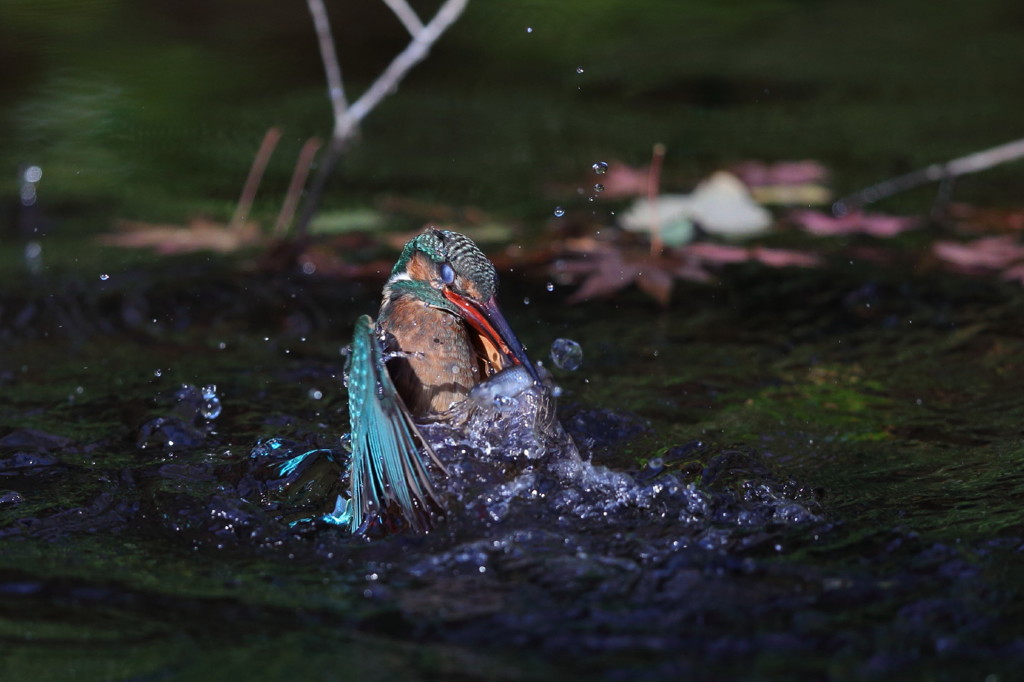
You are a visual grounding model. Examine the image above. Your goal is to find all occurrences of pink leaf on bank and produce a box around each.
[680,242,750,264]
[730,160,828,187]
[1001,265,1024,284]
[789,210,919,238]
[751,246,823,268]
[933,236,1024,269]
[680,242,821,268]
[597,161,652,198]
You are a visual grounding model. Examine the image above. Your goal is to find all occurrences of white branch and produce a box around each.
[306,0,348,125]
[946,137,1024,176]
[835,137,1024,214]
[381,0,425,36]
[294,0,469,237]
[337,0,468,140]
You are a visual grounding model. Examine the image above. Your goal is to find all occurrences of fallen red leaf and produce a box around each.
[596,161,651,198]
[947,203,1024,233]
[789,210,918,238]
[98,219,263,254]
[750,246,823,268]
[729,160,828,187]
[933,236,1024,269]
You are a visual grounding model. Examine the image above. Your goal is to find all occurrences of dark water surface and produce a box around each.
[2,259,1024,681]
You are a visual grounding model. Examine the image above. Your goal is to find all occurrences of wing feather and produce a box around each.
[347,315,443,533]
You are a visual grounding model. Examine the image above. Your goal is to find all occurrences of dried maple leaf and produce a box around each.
[1002,264,1024,284]
[679,242,749,264]
[946,203,1024,233]
[554,239,712,306]
[933,236,1024,270]
[557,235,821,306]
[730,160,832,206]
[730,160,828,187]
[680,242,822,268]
[98,218,262,254]
[594,160,651,198]
[750,246,823,268]
[788,210,918,237]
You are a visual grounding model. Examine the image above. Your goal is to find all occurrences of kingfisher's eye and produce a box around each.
[440,263,455,285]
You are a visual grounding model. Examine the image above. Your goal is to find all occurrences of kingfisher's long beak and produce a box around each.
[443,290,540,382]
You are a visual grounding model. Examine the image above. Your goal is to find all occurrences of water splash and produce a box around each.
[201,384,222,420]
[550,338,583,370]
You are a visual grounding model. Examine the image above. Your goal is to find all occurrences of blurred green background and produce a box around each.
[2,0,1022,238]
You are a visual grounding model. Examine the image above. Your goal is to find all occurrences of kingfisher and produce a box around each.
[344,228,540,534]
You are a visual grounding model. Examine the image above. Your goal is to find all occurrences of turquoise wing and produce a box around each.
[346,314,442,533]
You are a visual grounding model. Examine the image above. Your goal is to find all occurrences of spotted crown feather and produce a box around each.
[439,230,497,300]
[393,228,498,301]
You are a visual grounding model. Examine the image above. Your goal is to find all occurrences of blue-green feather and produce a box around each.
[347,314,441,533]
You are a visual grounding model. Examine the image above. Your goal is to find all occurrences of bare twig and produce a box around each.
[274,137,323,237]
[834,137,1024,216]
[306,0,348,122]
[293,0,469,238]
[229,127,282,232]
[381,0,425,36]
[647,142,666,257]
[340,0,468,140]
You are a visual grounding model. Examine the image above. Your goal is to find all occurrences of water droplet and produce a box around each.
[593,183,604,193]
[99,273,110,281]
[553,206,565,217]
[23,166,42,183]
[153,369,163,377]
[309,389,323,400]
[200,384,222,419]
[546,282,555,292]
[550,338,583,371]
[576,66,584,74]
[648,457,664,470]
[523,297,530,305]
[525,26,533,33]
[591,161,608,175]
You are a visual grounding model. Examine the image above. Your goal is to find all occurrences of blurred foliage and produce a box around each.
[1,0,1023,235]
